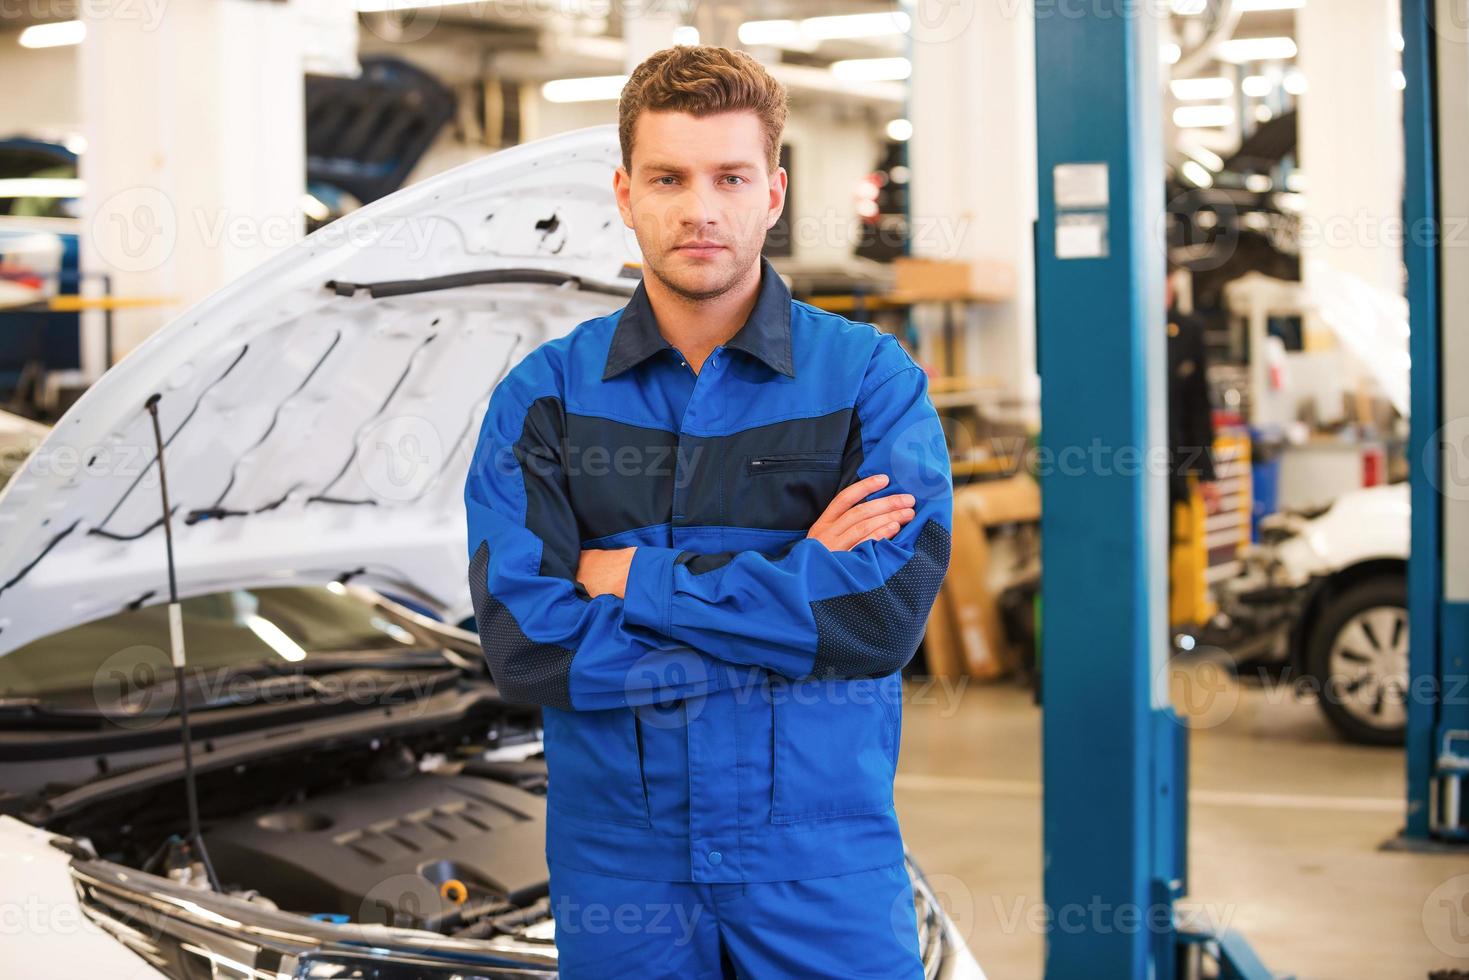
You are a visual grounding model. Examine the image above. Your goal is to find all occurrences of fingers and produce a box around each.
[829,491,916,537]
[831,507,916,551]
[819,473,891,522]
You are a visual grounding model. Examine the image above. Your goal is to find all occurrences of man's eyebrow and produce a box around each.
[640,160,759,174]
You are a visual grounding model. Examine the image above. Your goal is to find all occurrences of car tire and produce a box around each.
[1304,576,1408,746]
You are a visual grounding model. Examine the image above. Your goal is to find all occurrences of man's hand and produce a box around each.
[574,473,916,598]
[807,473,915,552]
[577,547,636,599]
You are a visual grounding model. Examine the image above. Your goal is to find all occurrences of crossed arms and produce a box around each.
[463,337,954,712]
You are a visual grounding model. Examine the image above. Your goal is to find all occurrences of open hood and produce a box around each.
[0,125,639,654]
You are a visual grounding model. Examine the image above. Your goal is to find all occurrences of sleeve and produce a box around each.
[464,373,730,712]
[620,336,954,681]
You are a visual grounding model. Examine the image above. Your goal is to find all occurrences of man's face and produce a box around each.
[615,109,787,302]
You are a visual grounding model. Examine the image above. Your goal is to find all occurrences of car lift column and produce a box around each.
[1403,0,1469,845]
[1034,7,1271,977]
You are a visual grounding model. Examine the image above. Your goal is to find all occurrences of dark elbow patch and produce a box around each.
[468,540,575,710]
[807,518,952,679]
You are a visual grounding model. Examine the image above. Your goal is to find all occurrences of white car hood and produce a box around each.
[0,125,638,654]
[1274,482,1410,584]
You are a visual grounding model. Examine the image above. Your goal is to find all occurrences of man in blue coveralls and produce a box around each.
[464,44,955,978]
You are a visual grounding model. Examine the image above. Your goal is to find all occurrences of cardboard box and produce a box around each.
[892,257,1016,303]
[943,495,1011,680]
[956,474,1041,527]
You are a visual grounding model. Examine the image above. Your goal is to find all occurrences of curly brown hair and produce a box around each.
[618,45,789,174]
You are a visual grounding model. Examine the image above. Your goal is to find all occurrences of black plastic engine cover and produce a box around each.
[203,774,547,930]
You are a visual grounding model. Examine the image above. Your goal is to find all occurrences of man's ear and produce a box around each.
[766,165,788,231]
[613,165,634,230]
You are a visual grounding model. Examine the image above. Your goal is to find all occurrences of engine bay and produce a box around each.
[31,703,558,945]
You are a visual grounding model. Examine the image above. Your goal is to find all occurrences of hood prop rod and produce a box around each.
[145,393,222,892]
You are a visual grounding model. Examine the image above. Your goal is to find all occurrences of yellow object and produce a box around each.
[47,295,178,312]
[440,879,469,905]
[1168,429,1252,629]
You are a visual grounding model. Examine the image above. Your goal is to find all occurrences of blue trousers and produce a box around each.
[547,860,926,979]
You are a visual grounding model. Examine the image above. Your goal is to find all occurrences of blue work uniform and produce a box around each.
[464,255,954,976]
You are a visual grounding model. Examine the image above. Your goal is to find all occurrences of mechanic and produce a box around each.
[463,44,954,978]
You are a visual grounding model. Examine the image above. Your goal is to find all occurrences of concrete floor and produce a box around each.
[896,667,1466,980]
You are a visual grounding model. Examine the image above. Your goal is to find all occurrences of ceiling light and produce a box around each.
[831,57,911,82]
[673,25,699,46]
[1183,143,1225,170]
[1255,104,1274,122]
[739,11,908,49]
[1216,36,1298,62]
[1181,160,1215,187]
[1170,0,1207,13]
[358,0,477,10]
[1233,0,1305,9]
[1163,42,1183,65]
[1282,71,1307,95]
[0,178,84,198]
[1173,104,1235,127]
[886,118,913,141]
[802,11,908,40]
[299,194,330,223]
[1170,76,1234,100]
[19,20,85,48]
[739,19,802,46]
[1241,75,1273,97]
[1245,174,1273,192]
[541,75,627,103]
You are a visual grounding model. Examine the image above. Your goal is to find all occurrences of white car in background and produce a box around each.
[1212,483,1409,745]
[0,126,984,980]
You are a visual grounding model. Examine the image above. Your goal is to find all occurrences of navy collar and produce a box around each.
[601,255,795,381]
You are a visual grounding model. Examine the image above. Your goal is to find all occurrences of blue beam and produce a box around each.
[1401,0,1441,841]
[1035,4,1170,977]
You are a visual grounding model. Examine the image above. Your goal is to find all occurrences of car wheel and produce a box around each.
[1305,576,1408,746]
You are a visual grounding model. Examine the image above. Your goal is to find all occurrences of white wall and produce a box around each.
[0,35,81,137]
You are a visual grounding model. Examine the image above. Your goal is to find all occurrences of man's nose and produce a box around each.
[676,184,717,227]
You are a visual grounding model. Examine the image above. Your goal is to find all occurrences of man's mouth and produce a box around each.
[675,241,726,258]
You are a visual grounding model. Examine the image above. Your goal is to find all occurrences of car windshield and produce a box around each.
[0,585,423,702]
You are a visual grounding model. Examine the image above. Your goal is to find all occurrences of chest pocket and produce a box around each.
[734,451,844,532]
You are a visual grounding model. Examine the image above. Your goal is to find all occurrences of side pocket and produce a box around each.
[769,675,897,823]
[542,706,652,828]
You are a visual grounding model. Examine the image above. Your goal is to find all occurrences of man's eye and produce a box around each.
[722,175,746,185]
[654,176,678,186]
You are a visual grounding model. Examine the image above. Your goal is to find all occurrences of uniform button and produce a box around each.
[706,850,723,865]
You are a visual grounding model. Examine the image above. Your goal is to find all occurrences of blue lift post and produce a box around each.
[1034,6,1274,978]
[1401,0,1441,845]
[1401,0,1469,847]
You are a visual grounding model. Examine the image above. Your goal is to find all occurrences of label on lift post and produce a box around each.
[1053,162,1110,259]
